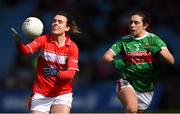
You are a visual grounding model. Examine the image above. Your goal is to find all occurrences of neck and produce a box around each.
[52,33,66,47]
[135,30,147,38]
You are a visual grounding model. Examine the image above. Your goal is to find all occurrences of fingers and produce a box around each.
[10,27,20,41]
[11,27,19,37]
[10,27,18,35]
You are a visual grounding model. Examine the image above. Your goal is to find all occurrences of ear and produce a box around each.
[144,23,149,29]
[65,26,70,32]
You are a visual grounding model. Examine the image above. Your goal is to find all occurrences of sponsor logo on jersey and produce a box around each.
[123,52,154,64]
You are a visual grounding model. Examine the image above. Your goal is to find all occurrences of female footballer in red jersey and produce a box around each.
[11,11,81,114]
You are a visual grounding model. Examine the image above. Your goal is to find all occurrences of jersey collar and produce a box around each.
[65,35,71,46]
[132,32,148,40]
[50,34,71,46]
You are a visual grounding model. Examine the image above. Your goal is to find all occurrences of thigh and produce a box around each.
[116,79,138,111]
[31,110,46,114]
[118,86,138,108]
[50,104,70,114]
[50,93,73,113]
[30,93,53,113]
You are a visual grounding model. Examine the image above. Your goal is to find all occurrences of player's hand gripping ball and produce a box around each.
[22,17,44,39]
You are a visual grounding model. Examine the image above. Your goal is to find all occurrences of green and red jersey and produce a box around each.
[110,32,167,92]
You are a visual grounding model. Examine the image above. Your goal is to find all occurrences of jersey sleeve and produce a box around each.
[110,39,123,56]
[26,36,45,54]
[151,34,167,48]
[17,36,45,55]
[67,42,79,71]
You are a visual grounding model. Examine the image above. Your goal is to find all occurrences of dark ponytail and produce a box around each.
[56,11,81,35]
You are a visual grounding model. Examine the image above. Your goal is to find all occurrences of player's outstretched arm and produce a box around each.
[10,27,31,56]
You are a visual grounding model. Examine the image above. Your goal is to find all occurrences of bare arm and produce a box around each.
[102,49,116,64]
[159,48,175,65]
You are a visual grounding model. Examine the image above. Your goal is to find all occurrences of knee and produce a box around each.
[124,105,138,113]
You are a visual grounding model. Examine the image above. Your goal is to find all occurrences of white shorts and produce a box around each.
[30,93,73,113]
[116,79,154,110]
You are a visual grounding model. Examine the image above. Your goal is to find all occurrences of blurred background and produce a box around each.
[0,0,180,113]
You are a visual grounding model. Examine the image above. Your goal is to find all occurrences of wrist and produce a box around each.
[15,38,20,44]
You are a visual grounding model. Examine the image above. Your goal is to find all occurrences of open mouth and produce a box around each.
[53,26,60,30]
[130,29,136,32]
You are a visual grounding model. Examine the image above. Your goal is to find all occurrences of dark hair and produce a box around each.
[129,9,152,32]
[56,11,81,35]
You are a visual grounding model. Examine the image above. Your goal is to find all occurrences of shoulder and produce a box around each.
[114,34,132,44]
[121,34,133,40]
[69,39,79,51]
[147,32,161,39]
[70,40,78,47]
[68,40,79,55]
[146,32,164,42]
[147,32,166,46]
[66,35,78,49]
[34,34,50,41]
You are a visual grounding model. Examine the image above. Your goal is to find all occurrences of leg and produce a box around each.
[29,93,53,114]
[117,86,138,113]
[50,104,70,114]
[50,93,73,114]
[31,110,46,114]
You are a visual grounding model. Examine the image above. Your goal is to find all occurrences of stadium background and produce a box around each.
[0,0,180,113]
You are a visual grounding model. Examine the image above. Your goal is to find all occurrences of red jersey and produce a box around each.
[17,34,79,97]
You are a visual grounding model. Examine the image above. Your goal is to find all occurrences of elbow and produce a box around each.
[20,50,32,56]
[102,55,111,64]
[169,55,175,65]
[170,59,175,65]
[17,44,32,56]
[102,50,114,64]
[21,51,30,56]
[166,57,175,65]
[102,56,107,64]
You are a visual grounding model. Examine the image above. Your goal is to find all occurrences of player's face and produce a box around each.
[51,15,70,35]
[129,15,147,37]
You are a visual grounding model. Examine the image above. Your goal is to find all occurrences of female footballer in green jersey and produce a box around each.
[102,10,174,113]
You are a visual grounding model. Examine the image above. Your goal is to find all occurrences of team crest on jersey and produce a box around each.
[145,43,150,49]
